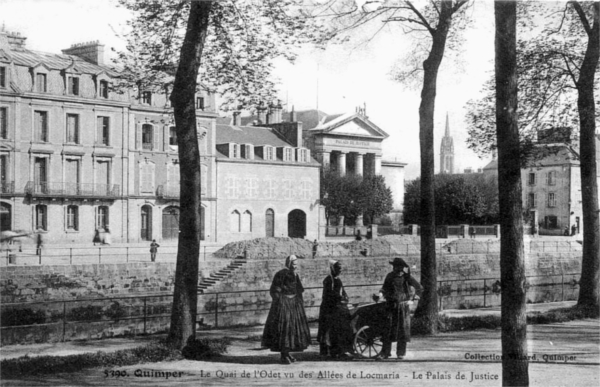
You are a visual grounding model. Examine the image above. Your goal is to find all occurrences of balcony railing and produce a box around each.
[0,181,15,195]
[157,184,180,199]
[25,182,120,198]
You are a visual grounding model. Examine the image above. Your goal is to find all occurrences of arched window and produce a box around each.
[265,208,275,237]
[242,210,252,233]
[230,210,241,232]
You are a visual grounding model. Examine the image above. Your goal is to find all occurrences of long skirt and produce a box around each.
[387,302,411,342]
[317,305,354,355]
[262,296,311,352]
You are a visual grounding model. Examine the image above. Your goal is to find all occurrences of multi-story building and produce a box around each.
[0,30,320,244]
[482,127,600,235]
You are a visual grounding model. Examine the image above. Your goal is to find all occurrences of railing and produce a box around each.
[0,181,15,194]
[0,274,582,336]
[157,184,180,199]
[25,181,120,198]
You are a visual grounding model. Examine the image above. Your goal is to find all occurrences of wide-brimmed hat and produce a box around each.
[389,257,409,267]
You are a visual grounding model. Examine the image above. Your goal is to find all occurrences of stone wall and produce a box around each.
[0,242,583,345]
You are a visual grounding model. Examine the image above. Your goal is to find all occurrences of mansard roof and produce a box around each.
[9,48,119,77]
[216,124,291,148]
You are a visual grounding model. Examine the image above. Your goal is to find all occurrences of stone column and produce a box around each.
[374,154,382,175]
[321,151,331,170]
[338,152,346,176]
[356,153,364,176]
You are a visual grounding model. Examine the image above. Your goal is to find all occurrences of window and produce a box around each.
[97,116,110,145]
[284,148,293,161]
[0,107,6,139]
[66,205,79,230]
[142,124,153,150]
[34,110,48,142]
[169,126,177,146]
[66,114,79,144]
[99,80,109,98]
[0,67,6,88]
[97,206,109,230]
[230,210,241,232]
[528,172,536,186]
[35,204,47,230]
[68,76,79,96]
[545,215,558,229]
[266,146,274,160]
[232,144,239,158]
[140,161,155,194]
[527,193,537,208]
[548,192,556,207]
[547,171,556,186]
[36,73,47,92]
[196,97,205,110]
[242,210,252,233]
[141,91,152,105]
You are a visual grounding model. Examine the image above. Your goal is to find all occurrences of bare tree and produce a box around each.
[313,0,470,334]
[494,1,529,385]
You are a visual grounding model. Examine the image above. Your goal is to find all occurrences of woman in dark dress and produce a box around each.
[262,255,311,364]
[317,260,354,359]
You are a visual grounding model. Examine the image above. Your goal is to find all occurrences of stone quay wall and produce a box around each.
[0,239,583,345]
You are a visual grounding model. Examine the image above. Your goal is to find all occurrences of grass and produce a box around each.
[0,337,230,378]
[412,304,599,334]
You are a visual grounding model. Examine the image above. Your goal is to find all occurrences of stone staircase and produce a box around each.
[198,258,247,293]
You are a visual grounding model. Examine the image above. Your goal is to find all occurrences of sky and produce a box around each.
[0,0,512,179]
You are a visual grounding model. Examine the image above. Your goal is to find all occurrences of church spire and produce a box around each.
[445,112,450,137]
[440,112,455,174]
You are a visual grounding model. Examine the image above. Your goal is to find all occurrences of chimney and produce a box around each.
[290,106,297,122]
[2,30,27,49]
[62,41,105,65]
[256,101,267,125]
[232,111,241,126]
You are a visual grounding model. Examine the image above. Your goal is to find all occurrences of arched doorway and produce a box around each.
[0,203,11,231]
[265,209,274,237]
[162,206,179,240]
[141,205,152,241]
[287,209,306,238]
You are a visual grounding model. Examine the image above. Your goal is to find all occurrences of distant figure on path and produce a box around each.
[36,232,44,256]
[150,239,160,262]
[262,255,311,364]
[103,227,112,245]
[469,226,476,239]
[571,224,577,236]
[93,230,101,246]
[312,239,318,259]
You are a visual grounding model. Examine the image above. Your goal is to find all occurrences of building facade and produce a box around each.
[0,30,320,244]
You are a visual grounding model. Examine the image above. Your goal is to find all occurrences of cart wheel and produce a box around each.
[353,325,383,359]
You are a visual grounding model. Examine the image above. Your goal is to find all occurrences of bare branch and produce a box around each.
[405,0,436,35]
[570,0,592,35]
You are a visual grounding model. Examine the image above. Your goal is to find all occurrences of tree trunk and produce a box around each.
[414,1,455,334]
[575,1,600,308]
[494,2,529,386]
[167,1,212,350]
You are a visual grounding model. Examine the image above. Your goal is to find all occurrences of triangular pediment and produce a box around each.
[316,113,389,139]
[0,49,12,63]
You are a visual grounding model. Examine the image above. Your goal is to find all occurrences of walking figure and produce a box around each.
[312,239,318,259]
[150,239,160,262]
[36,232,44,256]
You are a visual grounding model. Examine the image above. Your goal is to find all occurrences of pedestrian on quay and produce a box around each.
[35,231,44,256]
[150,239,160,262]
[376,257,423,361]
[317,260,354,359]
[93,229,101,246]
[103,227,112,245]
[262,255,311,364]
[312,239,319,259]
[470,226,477,239]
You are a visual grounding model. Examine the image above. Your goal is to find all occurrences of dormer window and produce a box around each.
[196,97,205,110]
[68,76,79,96]
[242,144,254,159]
[231,143,240,158]
[266,146,274,161]
[284,148,294,162]
[141,91,152,105]
[0,67,6,88]
[99,80,109,98]
[297,148,310,163]
[36,73,47,92]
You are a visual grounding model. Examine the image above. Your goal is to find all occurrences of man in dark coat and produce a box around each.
[262,255,311,364]
[317,260,354,359]
[376,257,423,360]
